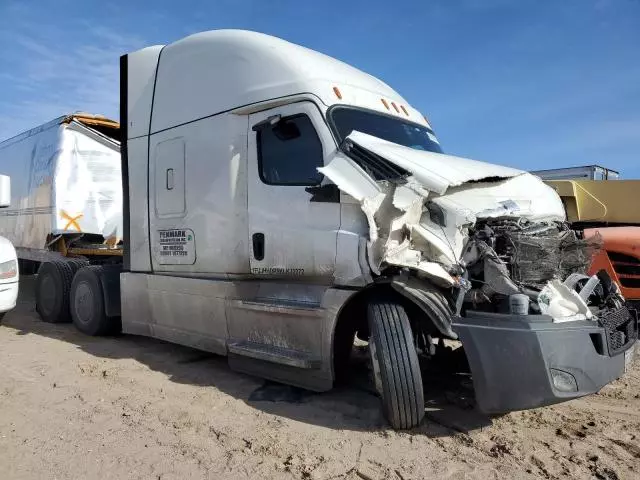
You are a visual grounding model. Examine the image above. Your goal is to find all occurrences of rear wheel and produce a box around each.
[70,266,119,336]
[368,300,424,430]
[67,258,90,274]
[35,261,75,323]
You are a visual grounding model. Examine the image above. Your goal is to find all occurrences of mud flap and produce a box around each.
[391,277,458,339]
[93,265,122,318]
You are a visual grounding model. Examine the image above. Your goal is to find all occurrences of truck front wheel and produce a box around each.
[70,266,119,336]
[368,300,425,430]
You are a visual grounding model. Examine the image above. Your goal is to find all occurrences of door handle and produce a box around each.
[252,233,265,261]
[166,168,174,190]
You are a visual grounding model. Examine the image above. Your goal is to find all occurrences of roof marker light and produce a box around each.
[391,102,400,113]
[400,105,409,116]
[333,86,342,99]
[381,98,390,110]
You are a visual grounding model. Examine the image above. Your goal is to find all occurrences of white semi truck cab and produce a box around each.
[33,30,636,429]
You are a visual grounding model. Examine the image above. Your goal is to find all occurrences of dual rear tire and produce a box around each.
[35,261,119,335]
[35,260,83,323]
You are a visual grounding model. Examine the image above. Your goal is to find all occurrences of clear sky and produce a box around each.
[1,0,638,176]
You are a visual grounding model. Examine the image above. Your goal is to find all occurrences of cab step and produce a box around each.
[228,340,321,369]
[231,298,324,317]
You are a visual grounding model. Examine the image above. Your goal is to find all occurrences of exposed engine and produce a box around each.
[478,220,601,286]
[437,218,638,353]
[460,219,607,314]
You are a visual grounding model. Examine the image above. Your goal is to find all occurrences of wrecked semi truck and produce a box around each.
[7,30,637,430]
[0,113,123,272]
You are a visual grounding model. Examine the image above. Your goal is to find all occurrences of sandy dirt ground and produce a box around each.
[0,277,639,480]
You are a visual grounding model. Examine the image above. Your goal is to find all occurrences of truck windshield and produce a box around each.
[328,106,443,154]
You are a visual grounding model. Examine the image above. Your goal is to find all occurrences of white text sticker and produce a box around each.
[156,228,196,265]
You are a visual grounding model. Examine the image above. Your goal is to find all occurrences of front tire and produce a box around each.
[368,300,424,430]
[70,266,118,336]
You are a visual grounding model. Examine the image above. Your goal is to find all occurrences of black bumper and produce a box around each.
[453,307,637,414]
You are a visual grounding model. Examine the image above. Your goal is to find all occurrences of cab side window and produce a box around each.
[257,115,324,186]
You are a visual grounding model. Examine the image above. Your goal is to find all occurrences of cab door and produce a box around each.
[247,101,340,281]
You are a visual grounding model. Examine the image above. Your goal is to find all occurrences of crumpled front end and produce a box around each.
[321,131,637,412]
[321,132,615,320]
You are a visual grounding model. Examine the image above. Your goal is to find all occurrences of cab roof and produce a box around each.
[148,29,424,133]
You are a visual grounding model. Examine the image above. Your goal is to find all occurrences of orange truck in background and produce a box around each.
[533,166,640,310]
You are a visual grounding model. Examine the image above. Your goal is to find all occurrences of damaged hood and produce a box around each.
[320,131,567,283]
[337,131,566,223]
[344,131,523,195]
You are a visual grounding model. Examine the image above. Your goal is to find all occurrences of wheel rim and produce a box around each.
[39,274,56,315]
[74,281,94,325]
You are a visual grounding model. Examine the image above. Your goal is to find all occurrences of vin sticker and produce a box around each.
[156,228,196,265]
[251,267,305,276]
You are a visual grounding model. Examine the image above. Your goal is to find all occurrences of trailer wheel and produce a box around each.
[368,300,424,430]
[36,261,75,323]
[70,266,118,336]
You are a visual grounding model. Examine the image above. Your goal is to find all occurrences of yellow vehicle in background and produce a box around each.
[534,166,640,311]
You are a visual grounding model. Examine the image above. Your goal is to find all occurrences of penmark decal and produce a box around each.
[156,228,196,265]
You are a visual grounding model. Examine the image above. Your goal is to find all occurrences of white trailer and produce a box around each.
[0,113,122,268]
[26,30,636,429]
[532,165,620,180]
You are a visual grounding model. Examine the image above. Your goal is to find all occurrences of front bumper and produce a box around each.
[453,307,637,414]
[0,280,19,314]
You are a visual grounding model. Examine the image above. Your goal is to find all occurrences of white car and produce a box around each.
[0,173,17,321]
[0,236,18,321]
